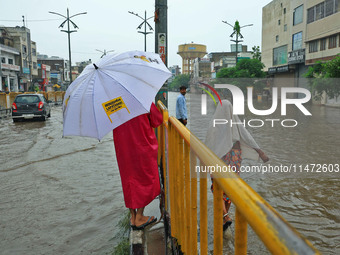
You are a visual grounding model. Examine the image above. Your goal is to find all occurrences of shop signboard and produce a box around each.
[288,49,305,64]
[23,67,30,74]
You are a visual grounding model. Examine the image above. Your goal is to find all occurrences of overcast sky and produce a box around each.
[1,0,273,67]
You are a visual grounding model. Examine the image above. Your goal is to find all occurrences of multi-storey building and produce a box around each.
[262,0,339,82]
[0,26,38,91]
[0,44,20,92]
[168,65,181,83]
[37,54,68,85]
[209,45,252,78]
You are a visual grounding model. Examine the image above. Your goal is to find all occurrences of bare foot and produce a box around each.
[135,215,155,227]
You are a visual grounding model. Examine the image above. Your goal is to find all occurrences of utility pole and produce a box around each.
[154,0,168,107]
[128,11,154,52]
[222,20,253,64]
[49,8,87,84]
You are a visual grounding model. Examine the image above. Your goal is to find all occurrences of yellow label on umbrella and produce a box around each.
[102,97,130,123]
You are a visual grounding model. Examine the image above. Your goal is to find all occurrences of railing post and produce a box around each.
[213,179,223,254]
[200,165,208,255]
[168,124,177,239]
[184,143,190,253]
[235,208,248,255]
[190,151,197,255]
[178,132,185,252]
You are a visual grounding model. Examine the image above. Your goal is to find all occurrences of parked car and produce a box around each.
[12,94,51,122]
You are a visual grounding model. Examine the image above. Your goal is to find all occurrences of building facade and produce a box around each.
[0,43,20,92]
[208,45,252,78]
[262,0,340,82]
[168,65,181,83]
[193,58,212,80]
[0,26,38,91]
[37,54,69,86]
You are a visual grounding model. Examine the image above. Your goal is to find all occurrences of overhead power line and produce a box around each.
[0,18,63,22]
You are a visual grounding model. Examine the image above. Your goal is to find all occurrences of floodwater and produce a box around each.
[185,91,340,255]
[0,92,339,254]
[0,107,124,254]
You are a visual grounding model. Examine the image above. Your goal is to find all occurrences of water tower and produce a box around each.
[177,43,207,75]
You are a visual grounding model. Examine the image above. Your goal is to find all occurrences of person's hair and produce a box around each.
[179,86,187,90]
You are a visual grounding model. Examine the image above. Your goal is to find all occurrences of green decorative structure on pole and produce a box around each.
[128,11,154,52]
[222,20,253,64]
[49,8,87,83]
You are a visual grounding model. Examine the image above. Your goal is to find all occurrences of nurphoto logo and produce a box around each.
[200,84,312,128]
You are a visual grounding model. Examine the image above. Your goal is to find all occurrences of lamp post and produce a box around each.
[49,8,87,83]
[222,20,253,64]
[128,11,154,51]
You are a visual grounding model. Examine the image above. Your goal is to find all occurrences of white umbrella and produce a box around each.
[63,50,171,141]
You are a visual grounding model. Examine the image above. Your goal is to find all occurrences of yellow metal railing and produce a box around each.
[0,91,65,109]
[156,101,320,255]
[0,93,8,108]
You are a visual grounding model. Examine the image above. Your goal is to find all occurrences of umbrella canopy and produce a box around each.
[63,50,171,140]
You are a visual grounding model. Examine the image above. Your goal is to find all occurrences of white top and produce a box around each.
[205,99,260,161]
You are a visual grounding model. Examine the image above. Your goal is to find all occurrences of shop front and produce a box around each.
[1,63,20,92]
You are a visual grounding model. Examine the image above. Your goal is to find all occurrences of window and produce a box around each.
[1,57,5,63]
[325,0,335,16]
[273,45,288,66]
[309,40,318,53]
[293,5,304,25]
[32,48,36,56]
[284,8,287,14]
[329,34,338,48]
[320,38,327,51]
[278,19,281,25]
[309,0,339,23]
[284,24,287,31]
[307,7,315,23]
[8,58,13,64]
[276,35,279,42]
[22,45,27,53]
[292,32,303,50]
[315,2,325,20]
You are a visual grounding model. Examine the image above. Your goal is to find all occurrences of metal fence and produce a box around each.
[156,101,320,255]
[0,91,66,110]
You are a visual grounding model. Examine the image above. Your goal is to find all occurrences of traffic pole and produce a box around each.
[155,0,168,107]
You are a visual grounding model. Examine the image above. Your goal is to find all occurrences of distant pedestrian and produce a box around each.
[176,86,188,126]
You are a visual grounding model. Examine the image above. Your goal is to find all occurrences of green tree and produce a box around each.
[216,58,266,94]
[169,74,190,91]
[217,58,265,79]
[251,45,261,61]
[304,54,340,100]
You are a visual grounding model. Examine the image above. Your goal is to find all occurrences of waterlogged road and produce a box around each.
[0,93,339,254]
[0,106,124,254]
[188,92,340,254]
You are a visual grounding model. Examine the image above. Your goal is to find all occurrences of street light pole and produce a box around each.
[49,8,87,84]
[222,20,253,64]
[128,11,154,51]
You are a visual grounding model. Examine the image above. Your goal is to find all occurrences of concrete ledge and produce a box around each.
[130,198,166,255]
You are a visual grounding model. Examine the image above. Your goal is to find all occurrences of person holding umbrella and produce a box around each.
[62,51,172,230]
[113,102,162,229]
